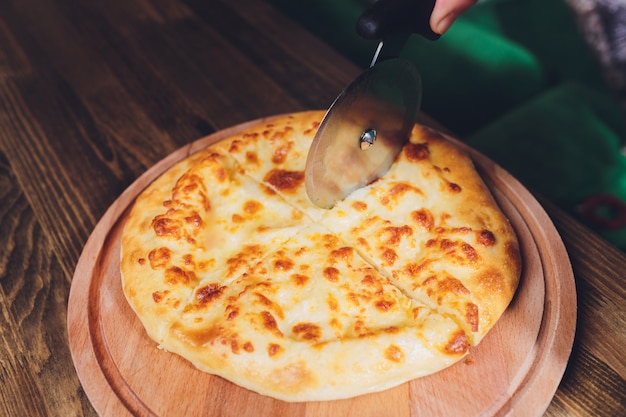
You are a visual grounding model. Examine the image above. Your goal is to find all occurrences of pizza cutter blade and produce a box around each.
[305,0,439,209]
[305,59,421,209]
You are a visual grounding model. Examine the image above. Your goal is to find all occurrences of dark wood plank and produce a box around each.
[0,151,97,416]
[544,202,626,417]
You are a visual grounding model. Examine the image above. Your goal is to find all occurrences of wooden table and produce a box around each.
[0,0,624,416]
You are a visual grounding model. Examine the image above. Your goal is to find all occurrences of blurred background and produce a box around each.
[269,0,626,250]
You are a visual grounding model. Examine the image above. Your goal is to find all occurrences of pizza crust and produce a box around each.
[120,111,521,402]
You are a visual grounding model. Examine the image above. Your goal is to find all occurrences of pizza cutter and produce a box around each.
[305,0,439,209]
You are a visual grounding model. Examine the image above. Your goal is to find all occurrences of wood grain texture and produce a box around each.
[0,151,96,417]
[0,0,624,415]
[67,120,576,417]
[543,204,626,417]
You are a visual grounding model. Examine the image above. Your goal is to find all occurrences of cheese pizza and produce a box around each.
[120,111,521,402]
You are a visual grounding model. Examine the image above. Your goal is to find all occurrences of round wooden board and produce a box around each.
[68,115,577,417]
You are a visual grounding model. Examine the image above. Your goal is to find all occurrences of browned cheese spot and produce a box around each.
[228,138,243,153]
[354,320,367,336]
[405,143,430,161]
[243,341,254,352]
[174,323,223,348]
[182,254,193,266]
[447,182,462,193]
[329,247,353,263]
[389,182,412,196]
[272,142,293,164]
[152,290,168,303]
[303,121,320,136]
[461,243,479,263]
[361,274,376,286]
[382,225,412,246]
[323,267,340,282]
[422,275,436,286]
[226,245,263,276]
[215,166,227,183]
[348,292,360,307]
[232,213,244,223]
[196,283,224,306]
[327,294,339,311]
[274,258,295,272]
[261,311,284,337]
[226,305,239,321]
[254,293,279,311]
[375,299,395,312]
[230,338,241,354]
[357,237,371,251]
[151,216,181,238]
[444,330,469,355]
[269,126,293,143]
[292,323,322,341]
[138,258,146,265]
[322,233,340,249]
[403,262,428,277]
[440,239,456,253]
[267,343,284,357]
[165,266,198,286]
[411,208,434,231]
[411,306,424,320]
[465,303,479,332]
[245,151,259,165]
[438,276,470,296]
[181,181,198,194]
[244,200,262,214]
[329,318,341,331]
[384,344,405,363]
[477,229,496,246]
[291,273,309,286]
[383,183,423,207]
[172,172,211,210]
[242,132,259,140]
[381,248,398,266]
[352,201,368,212]
[264,169,304,193]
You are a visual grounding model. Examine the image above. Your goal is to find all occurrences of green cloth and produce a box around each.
[269,0,626,249]
[468,82,626,249]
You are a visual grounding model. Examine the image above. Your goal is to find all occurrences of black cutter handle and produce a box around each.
[356,0,440,41]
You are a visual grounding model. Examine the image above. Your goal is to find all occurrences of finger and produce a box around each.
[430,0,478,34]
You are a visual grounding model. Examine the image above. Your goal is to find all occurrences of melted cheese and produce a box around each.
[120,111,521,402]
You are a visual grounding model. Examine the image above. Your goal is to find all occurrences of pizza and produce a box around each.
[120,111,521,402]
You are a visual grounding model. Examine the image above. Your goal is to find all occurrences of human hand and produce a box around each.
[430,0,478,34]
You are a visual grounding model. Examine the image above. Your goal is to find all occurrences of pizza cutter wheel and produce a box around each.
[305,0,439,209]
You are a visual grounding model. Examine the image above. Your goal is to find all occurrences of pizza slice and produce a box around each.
[321,125,521,344]
[210,112,327,221]
[121,147,314,342]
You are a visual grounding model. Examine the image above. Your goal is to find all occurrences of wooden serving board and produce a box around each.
[68,116,577,417]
